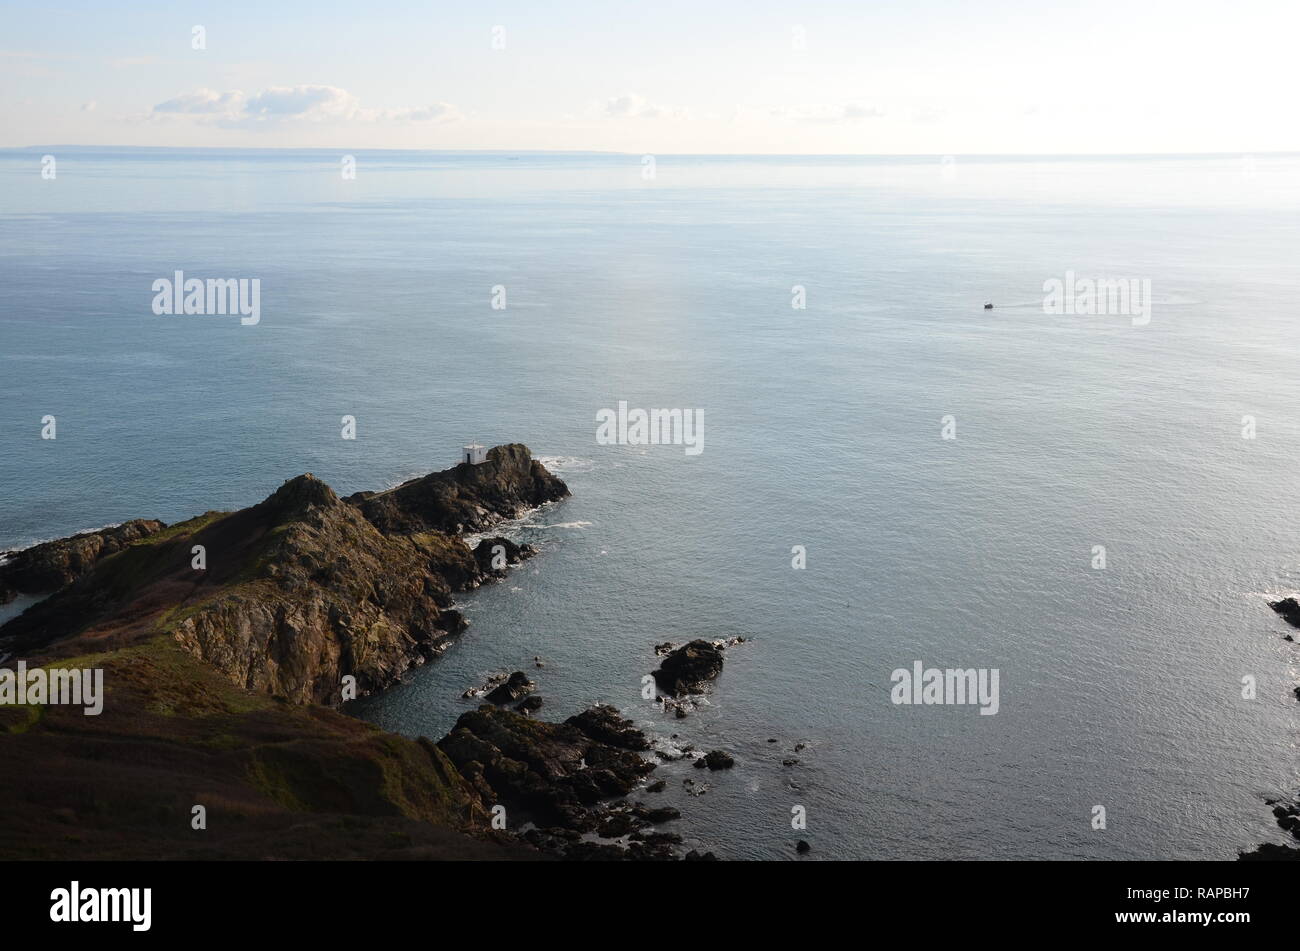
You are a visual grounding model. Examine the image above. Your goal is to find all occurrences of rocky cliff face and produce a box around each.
[0,446,568,707]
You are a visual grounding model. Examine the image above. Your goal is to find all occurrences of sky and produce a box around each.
[1,0,1296,154]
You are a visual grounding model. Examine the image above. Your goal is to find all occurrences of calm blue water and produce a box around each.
[2,148,1298,859]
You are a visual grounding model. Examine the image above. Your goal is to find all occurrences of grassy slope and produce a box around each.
[0,633,535,860]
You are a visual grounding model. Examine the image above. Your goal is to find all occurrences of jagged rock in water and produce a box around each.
[568,705,651,751]
[486,671,535,704]
[694,750,735,770]
[1269,597,1300,628]
[472,536,536,577]
[1239,843,1300,860]
[652,639,724,696]
[438,704,655,834]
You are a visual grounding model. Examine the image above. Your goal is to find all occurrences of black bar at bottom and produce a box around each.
[8,859,1284,937]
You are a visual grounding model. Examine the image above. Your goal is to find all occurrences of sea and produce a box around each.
[1,147,1298,859]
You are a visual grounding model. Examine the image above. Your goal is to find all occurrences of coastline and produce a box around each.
[1,443,1295,861]
[0,444,731,860]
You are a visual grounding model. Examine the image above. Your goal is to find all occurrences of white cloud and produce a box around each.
[765,103,888,123]
[149,85,461,126]
[374,102,463,123]
[243,85,359,120]
[843,103,886,120]
[600,92,688,120]
[153,88,245,116]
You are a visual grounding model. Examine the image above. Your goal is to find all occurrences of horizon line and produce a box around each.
[3,144,1297,159]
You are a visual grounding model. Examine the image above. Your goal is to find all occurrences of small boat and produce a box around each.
[983,302,994,309]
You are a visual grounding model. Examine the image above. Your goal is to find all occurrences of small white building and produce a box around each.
[462,444,488,465]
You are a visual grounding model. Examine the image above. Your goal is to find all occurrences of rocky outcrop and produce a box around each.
[0,446,568,708]
[347,444,569,536]
[1240,794,1300,860]
[652,639,725,696]
[694,750,735,770]
[485,671,535,704]
[439,704,656,838]
[472,536,536,579]
[448,700,689,860]
[0,519,165,604]
[568,705,651,751]
[1269,597,1300,628]
[1239,843,1300,860]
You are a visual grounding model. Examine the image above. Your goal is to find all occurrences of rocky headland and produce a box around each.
[1,444,564,705]
[0,445,695,861]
